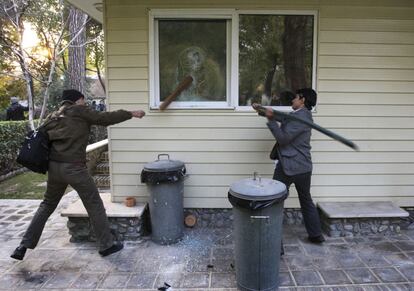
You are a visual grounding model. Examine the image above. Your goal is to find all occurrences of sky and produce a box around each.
[22,22,39,49]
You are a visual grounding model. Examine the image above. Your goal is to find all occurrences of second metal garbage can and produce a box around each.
[228,173,288,291]
[141,154,186,245]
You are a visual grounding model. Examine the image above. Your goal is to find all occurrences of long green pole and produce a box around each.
[254,105,359,151]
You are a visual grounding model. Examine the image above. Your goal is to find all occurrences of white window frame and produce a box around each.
[149,9,318,111]
[235,10,318,112]
[149,9,236,109]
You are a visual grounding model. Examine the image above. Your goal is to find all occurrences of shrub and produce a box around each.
[0,121,29,175]
[0,110,6,121]
[0,119,108,176]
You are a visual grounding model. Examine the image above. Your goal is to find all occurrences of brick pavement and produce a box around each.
[0,195,414,291]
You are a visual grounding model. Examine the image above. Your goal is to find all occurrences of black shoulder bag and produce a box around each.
[16,107,65,174]
[16,127,50,174]
[269,143,279,160]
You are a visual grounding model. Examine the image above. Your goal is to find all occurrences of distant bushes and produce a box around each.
[0,121,28,175]
[0,120,107,176]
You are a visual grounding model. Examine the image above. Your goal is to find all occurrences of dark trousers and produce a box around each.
[21,161,113,251]
[273,164,322,238]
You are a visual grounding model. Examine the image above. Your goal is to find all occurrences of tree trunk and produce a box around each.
[21,58,35,129]
[16,17,35,129]
[38,58,56,125]
[96,57,106,93]
[68,7,87,92]
[282,16,308,92]
[264,54,278,99]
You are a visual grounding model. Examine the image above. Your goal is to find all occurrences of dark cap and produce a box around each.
[279,90,296,105]
[62,89,84,104]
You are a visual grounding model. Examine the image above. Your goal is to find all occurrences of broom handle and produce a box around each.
[159,75,193,111]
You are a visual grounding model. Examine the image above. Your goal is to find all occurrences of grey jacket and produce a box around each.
[266,108,312,176]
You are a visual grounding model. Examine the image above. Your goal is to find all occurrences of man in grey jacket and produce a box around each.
[257,88,324,243]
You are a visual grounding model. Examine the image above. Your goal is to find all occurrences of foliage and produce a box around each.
[239,15,314,105]
[0,120,29,175]
[85,19,105,93]
[0,0,105,127]
[0,110,6,120]
[0,15,17,71]
[41,75,64,110]
[0,117,106,177]
[0,75,26,110]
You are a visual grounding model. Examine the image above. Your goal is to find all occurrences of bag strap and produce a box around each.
[37,105,70,131]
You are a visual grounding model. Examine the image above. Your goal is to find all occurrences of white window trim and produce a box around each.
[149,9,318,111]
[149,9,235,109]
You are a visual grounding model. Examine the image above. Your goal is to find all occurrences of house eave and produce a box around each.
[66,0,103,23]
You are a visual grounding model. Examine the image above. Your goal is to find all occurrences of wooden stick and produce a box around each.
[159,75,193,110]
[254,105,359,151]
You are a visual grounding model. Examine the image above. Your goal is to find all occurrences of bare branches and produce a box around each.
[57,16,90,55]
[0,71,27,81]
[1,0,104,127]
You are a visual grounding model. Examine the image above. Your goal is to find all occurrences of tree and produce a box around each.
[0,76,26,110]
[238,15,314,105]
[282,16,310,91]
[0,0,91,127]
[86,19,105,93]
[67,6,87,92]
[239,15,284,102]
[0,0,36,127]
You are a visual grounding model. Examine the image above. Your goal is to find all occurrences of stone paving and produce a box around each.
[1,194,414,291]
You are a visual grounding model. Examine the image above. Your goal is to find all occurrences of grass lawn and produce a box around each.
[0,172,48,199]
[0,172,74,199]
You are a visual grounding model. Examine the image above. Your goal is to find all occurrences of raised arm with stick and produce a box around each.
[252,104,359,151]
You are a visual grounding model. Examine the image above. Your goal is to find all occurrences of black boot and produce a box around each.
[308,235,325,244]
[99,242,123,257]
[11,245,27,261]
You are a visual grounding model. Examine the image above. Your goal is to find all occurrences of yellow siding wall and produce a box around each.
[105,0,414,207]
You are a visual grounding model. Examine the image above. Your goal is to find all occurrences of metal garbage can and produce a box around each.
[141,154,186,244]
[228,172,288,291]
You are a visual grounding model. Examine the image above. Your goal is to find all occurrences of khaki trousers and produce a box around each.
[21,161,113,251]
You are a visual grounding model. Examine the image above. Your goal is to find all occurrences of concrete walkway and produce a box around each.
[1,195,414,291]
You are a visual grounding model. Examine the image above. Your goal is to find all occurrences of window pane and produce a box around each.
[158,20,227,102]
[239,15,314,106]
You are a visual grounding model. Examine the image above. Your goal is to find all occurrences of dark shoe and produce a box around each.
[99,242,123,257]
[11,245,27,261]
[308,235,325,244]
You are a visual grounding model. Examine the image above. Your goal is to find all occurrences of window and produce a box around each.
[239,14,315,107]
[150,10,317,109]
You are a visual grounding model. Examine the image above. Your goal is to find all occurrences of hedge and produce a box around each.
[0,120,107,176]
[0,121,29,175]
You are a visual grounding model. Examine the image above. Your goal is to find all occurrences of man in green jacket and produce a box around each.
[11,89,145,260]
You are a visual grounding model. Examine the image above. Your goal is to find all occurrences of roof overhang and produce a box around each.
[66,0,103,23]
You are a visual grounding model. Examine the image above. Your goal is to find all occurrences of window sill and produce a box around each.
[150,105,235,110]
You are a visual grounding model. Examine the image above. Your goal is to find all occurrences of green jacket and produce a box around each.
[44,104,132,163]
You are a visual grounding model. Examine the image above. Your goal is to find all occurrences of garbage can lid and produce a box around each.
[143,154,185,172]
[229,173,287,201]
